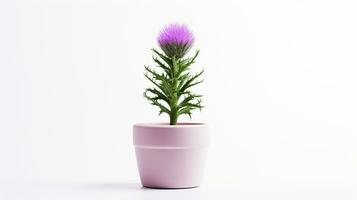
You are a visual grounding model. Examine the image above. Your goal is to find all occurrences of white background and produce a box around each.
[1,0,357,199]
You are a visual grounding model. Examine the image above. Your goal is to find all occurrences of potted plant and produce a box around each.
[133,24,209,189]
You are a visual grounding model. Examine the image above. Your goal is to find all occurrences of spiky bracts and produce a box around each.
[144,24,204,125]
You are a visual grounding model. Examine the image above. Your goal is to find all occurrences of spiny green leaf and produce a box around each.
[152,48,172,66]
[144,90,170,115]
[179,69,204,94]
[179,93,203,108]
[146,88,170,104]
[152,57,171,76]
[177,50,200,76]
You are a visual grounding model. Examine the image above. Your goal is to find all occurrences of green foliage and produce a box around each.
[144,49,204,125]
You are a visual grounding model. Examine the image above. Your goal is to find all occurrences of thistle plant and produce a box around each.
[144,24,204,125]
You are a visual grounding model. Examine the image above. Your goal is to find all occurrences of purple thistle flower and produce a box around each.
[158,24,194,58]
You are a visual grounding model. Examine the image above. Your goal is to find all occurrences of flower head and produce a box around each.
[158,23,194,58]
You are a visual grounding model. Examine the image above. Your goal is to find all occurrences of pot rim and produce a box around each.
[134,122,206,128]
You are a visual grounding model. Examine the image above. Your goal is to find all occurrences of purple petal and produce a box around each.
[158,23,194,48]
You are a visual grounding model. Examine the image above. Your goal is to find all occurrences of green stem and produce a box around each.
[169,57,179,125]
[170,111,178,125]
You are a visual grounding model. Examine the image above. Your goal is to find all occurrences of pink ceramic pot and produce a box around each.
[133,123,209,189]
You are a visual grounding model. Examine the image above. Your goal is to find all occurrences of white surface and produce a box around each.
[1,0,357,199]
[1,181,356,200]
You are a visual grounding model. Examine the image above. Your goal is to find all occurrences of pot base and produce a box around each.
[143,185,199,190]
